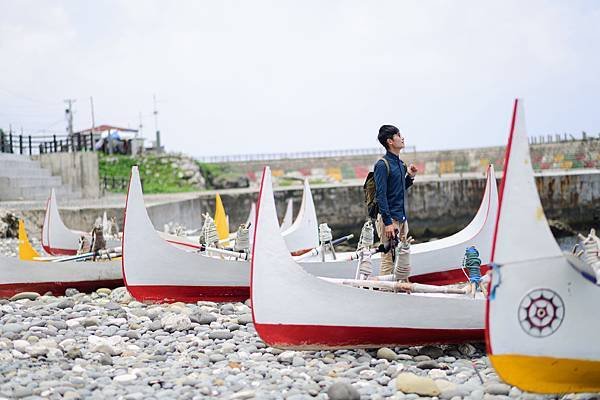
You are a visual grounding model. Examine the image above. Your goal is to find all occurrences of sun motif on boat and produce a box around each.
[518,288,564,338]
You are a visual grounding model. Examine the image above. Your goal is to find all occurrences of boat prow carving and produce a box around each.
[486,99,600,393]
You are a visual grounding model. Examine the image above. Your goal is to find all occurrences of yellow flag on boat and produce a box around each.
[214,193,229,241]
[18,220,41,261]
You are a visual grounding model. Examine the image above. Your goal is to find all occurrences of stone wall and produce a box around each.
[18,171,599,243]
[214,139,600,187]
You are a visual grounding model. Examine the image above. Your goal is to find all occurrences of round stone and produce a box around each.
[208,330,234,340]
[376,347,397,361]
[326,382,360,400]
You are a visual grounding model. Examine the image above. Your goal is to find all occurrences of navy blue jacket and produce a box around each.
[374,151,414,226]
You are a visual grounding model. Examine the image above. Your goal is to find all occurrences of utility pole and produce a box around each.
[65,99,76,137]
[90,97,96,130]
[153,94,161,152]
[138,112,143,139]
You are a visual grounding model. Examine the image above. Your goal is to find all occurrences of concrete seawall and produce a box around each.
[214,139,600,186]
[14,170,600,243]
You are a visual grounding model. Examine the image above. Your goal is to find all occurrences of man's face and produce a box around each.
[387,132,405,151]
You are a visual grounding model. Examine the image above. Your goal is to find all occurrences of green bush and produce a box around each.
[99,154,198,194]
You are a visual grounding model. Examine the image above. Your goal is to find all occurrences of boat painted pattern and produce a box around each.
[486,99,600,393]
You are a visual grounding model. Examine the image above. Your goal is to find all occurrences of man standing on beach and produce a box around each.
[374,125,418,275]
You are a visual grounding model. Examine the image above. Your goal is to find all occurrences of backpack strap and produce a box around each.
[377,157,390,176]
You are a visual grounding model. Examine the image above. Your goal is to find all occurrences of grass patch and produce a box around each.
[99,153,198,193]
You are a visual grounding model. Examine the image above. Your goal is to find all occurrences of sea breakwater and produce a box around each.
[12,170,599,242]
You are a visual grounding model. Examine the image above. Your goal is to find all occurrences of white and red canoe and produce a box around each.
[122,166,337,303]
[123,166,249,303]
[122,162,495,303]
[281,179,319,254]
[41,189,121,256]
[406,163,497,284]
[486,99,600,393]
[280,198,294,232]
[250,166,485,349]
[300,164,499,285]
[41,189,202,255]
[0,255,122,298]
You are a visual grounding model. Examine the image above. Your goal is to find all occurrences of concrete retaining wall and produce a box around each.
[34,152,100,198]
[17,171,600,243]
[215,139,600,186]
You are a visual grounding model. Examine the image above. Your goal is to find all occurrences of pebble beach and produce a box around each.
[0,238,596,400]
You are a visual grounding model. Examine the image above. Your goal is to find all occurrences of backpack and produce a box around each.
[363,157,390,219]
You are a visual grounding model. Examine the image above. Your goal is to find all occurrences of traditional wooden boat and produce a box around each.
[42,189,201,254]
[122,159,497,303]
[250,166,485,349]
[486,99,600,393]
[122,167,380,303]
[41,189,121,255]
[280,198,294,231]
[281,179,319,254]
[123,166,249,302]
[405,163,497,284]
[300,164,499,285]
[0,254,122,298]
[4,227,121,297]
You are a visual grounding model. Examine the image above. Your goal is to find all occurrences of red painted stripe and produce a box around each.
[127,285,249,304]
[486,98,519,356]
[42,244,77,256]
[254,322,484,349]
[0,279,123,298]
[491,98,518,263]
[411,264,491,286]
[164,239,201,250]
[291,248,313,257]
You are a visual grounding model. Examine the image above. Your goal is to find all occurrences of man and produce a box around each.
[374,125,418,276]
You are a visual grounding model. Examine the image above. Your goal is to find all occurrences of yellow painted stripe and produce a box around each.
[18,220,41,261]
[214,193,229,241]
[490,354,600,394]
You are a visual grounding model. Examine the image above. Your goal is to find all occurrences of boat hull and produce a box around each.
[0,255,122,298]
[122,161,496,303]
[120,268,491,303]
[255,323,483,349]
[0,279,123,298]
[126,284,249,303]
[251,167,485,349]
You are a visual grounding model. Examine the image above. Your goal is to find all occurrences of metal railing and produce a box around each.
[100,175,141,193]
[0,131,100,155]
[197,145,418,163]
[529,132,600,145]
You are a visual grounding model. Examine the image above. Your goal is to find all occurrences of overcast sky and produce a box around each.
[1,1,599,157]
